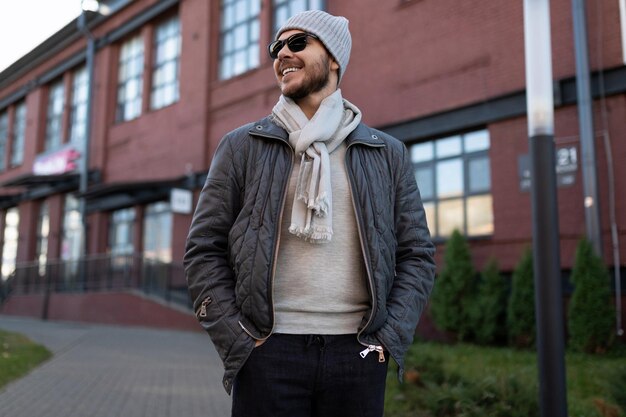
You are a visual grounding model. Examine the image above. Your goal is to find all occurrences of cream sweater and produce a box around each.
[273,143,370,334]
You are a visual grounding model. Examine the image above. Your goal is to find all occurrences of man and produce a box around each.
[184,10,436,417]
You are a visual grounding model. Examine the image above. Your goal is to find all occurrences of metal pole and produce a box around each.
[523,1,568,416]
[529,134,568,417]
[77,11,96,290]
[572,0,603,255]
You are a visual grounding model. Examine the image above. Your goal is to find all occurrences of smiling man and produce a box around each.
[184,10,436,417]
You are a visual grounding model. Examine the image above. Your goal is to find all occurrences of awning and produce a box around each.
[82,176,196,213]
[1,172,79,188]
[0,170,100,202]
[0,193,21,210]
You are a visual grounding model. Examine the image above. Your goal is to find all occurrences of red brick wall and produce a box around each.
[0,291,201,332]
[1,0,625,275]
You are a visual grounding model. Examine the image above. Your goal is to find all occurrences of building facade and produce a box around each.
[0,0,625,314]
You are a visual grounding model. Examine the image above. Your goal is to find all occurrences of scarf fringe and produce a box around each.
[312,193,330,217]
[288,224,333,243]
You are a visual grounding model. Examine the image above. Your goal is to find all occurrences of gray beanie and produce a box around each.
[276,10,352,84]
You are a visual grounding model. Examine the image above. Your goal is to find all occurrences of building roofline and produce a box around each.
[0,12,103,91]
[381,65,626,142]
[0,0,178,109]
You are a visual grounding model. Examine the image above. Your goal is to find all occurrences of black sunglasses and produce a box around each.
[268,33,319,59]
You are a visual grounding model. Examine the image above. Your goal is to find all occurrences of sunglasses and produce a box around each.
[268,32,319,59]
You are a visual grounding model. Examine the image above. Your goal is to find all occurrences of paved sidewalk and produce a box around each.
[0,315,231,417]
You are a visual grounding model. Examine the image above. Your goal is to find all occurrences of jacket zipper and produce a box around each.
[345,141,390,363]
[239,133,294,341]
[197,296,211,318]
[240,131,386,360]
[359,345,386,362]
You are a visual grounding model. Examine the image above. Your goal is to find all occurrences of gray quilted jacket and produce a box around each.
[184,116,436,393]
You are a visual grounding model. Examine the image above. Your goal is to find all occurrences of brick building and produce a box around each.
[0,0,624,323]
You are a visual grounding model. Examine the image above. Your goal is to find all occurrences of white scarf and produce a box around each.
[271,89,362,243]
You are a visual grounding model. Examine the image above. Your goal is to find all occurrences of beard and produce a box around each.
[282,54,332,100]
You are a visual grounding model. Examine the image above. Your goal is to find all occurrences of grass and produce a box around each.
[0,330,52,389]
[385,341,626,417]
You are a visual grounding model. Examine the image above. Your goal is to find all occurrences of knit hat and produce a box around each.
[275,10,352,84]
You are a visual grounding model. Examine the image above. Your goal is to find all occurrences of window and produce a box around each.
[273,0,325,32]
[151,16,181,110]
[61,194,82,262]
[109,207,135,256]
[116,35,144,122]
[143,202,172,263]
[36,201,50,276]
[219,0,261,80]
[45,80,65,151]
[0,110,7,171]
[11,102,26,167]
[1,207,20,280]
[69,66,88,146]
[61,194,82,280]
[411,129,492,239]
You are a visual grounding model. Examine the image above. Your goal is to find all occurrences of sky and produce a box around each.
[0,0,81,72]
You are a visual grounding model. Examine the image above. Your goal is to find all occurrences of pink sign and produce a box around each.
[33,147,81,175]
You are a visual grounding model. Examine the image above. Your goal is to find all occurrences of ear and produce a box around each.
[330,59,339,71]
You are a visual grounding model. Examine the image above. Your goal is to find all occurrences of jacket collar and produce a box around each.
[249,115,386,148]
[345,123,386,148]
[249,116,288,143]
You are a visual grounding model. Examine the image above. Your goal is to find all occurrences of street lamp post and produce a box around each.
[76,8,95,290]
[76,0,108,289]
[523,1,568,417]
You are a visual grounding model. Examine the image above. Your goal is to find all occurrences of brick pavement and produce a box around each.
[0,315,231,417]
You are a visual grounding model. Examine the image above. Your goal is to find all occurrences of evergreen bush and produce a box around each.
[430,229,477,341]
[507,248,536,348]
[568,238,615,353]
[471,259,509,345]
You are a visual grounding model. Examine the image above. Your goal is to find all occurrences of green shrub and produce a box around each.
[431,229,478,341]
[568,238,615,353]
[423,375,539,417]
[392,351,539,417]
[471,259,509,345]
[507,248,536,348]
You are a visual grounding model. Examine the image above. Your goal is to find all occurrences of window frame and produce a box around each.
[0,110,8,172]
[411,129,493,240]
[35,201,50,276]
[272,0,326,33]
[219,0,262,80]
[116,34,145,122]
[150,14,181,110]
[1,207,20,281]
[108,207,136,257]
[61,194,82,262]
[142,201,173,263]
[10,101,27,168]
[44,79,66,152]
[69,66,88,146]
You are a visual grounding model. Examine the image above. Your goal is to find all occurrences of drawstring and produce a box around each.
[305,335,326,348]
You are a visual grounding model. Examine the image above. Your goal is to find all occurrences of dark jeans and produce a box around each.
[231,333,389,417]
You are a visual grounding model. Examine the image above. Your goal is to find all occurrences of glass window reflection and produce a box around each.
[409,129,492,238]
[436,159,463,198]
[435,135,462,158]
[220,0,261,80]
